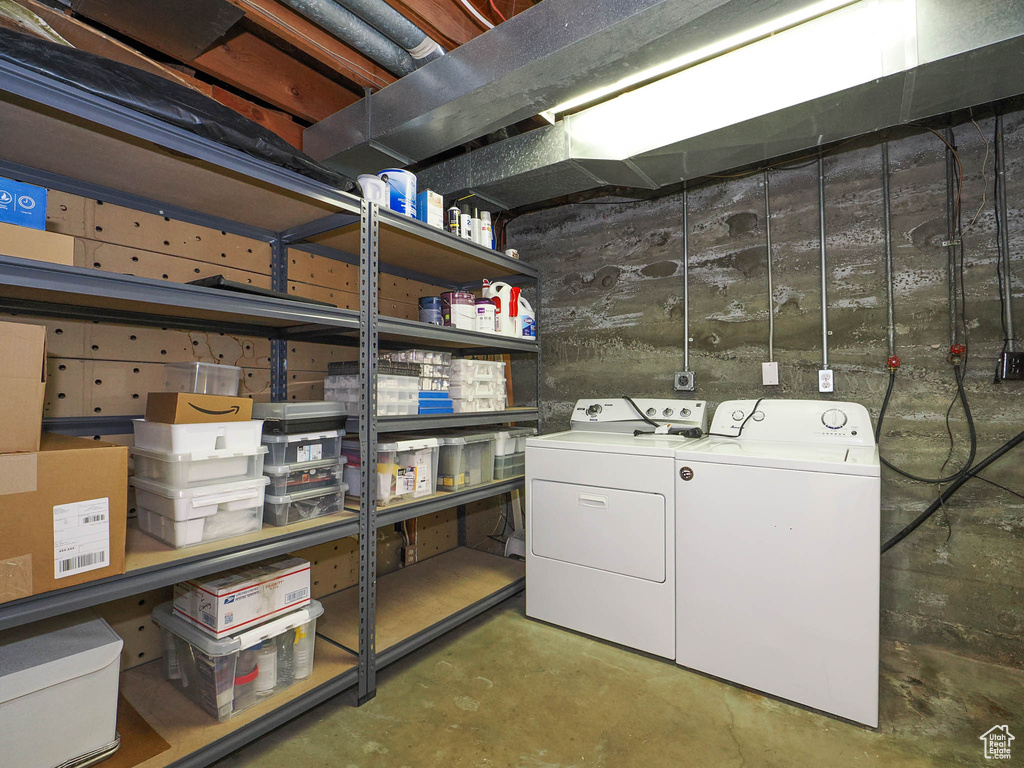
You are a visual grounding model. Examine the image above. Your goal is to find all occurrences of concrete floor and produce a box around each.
[215,593,1022,768]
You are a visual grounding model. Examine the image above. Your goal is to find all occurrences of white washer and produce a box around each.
[526,398,708,658]
[674,399,880,727]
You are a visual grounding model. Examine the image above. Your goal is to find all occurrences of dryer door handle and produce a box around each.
[578,493,608,508]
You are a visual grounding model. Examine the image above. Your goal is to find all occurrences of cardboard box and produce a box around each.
[172,556,311,638]
[0,320,46,453]
[145,392,254,424]
[0,177,47,230]
[0,435,128,605]
[0,222,74,265]
[416,189,444,229]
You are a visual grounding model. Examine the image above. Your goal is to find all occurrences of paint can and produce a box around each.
[475,298,496,334]
[357,174,387,204]
[418,296,442,325]
[440,291,476,330]
[377,169,417,217]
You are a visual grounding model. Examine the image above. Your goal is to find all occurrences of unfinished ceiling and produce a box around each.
[0,0,538,149]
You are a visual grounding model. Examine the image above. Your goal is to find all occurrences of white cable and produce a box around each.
[457,0,494,29]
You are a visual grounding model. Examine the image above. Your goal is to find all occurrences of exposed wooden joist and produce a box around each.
[210,85,304,148]
[193,29,361,123]
[384,0,479,48]
[223,0,395,91]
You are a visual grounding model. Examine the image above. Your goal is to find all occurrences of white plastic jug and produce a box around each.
[483,282,520,337]
[357,174,387,204]
[518,296,536,339]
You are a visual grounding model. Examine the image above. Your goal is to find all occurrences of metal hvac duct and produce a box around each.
[416,0,1024,209]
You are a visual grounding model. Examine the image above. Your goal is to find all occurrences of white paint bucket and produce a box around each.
[378,169,417,217]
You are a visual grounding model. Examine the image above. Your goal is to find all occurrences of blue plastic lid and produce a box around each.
[419,297,442,308]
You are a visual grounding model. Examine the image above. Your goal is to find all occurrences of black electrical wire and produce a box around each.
[974,475,1024,502]
[707,397,765,439]
[882,426,1024,552]
[875,368,977,484]
[622,395,664,430]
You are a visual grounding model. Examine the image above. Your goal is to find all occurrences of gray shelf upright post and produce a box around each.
[270,234,288,402]
[358,199,380,705]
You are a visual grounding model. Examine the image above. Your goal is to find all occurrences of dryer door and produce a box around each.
[531,481,666,582]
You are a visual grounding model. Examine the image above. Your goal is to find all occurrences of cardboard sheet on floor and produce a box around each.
[103,696,171,768]
[316,547,524,652]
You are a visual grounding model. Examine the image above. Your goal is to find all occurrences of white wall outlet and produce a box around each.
[818,368,835,393]
[674,371,695,391]
[761,361,779,386]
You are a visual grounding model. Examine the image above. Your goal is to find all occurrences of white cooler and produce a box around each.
[0,614,123,768]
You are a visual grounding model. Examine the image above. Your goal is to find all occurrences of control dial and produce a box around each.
[586,404,603,416]
[732,410,745,421]
[821,408,848,429]
[663,408,674,417]
[646,407,657,417]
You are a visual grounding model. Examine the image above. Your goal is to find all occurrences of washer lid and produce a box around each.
[527,430,700,457]
[675,437,879,476]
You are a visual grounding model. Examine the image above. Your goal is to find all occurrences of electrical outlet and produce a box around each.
[674,371,695,391]
[818,369,835,393]
[761,361,779,386]
[999,351,1024,380]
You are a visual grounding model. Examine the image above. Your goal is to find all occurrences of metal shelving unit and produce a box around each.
[0,59,538,768]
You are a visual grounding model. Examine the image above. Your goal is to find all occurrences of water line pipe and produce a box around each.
[996,114,1016,351]
[764,169,775,362]
[818,155,829,369]
[682,185,690,370]
[882,142,896,357]
[944,126,958,347]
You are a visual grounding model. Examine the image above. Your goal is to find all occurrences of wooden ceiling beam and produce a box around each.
[222,0,395,91]
[193,29,361,123]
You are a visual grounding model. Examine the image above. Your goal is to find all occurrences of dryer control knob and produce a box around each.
[586,404,603,416]
[680,408,691,417]
[752,411,765,422]
[646,407,657,417]
[732,410,745,421]
[821,408,848,429]
[663,408,674,417]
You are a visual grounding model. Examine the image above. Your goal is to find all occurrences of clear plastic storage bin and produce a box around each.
[448,378,506,399]
[324,374,418,415]
[164,362,242,396]
[262,429,344,465]
[133,419,264,454]
[131,446,267,488]
[451,395,507,413]
[151,600,323,722]
[450,359,506,381]
[493,427,534,478]
[341,437,439,506]
[253,401,348,435]
[263,484,348,526]
[131,476,269,548]
[437,433,497,491]
[264,458,346,496]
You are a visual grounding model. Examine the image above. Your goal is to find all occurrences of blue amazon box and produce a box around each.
[0,177,47,230]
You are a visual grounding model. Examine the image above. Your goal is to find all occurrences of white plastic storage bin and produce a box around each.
[133,419,264,454]
[341,437,440,506]
[0,615,122,768]
[151,600,323,722]
[262,429,344,465]
[448,378,506,399]
[264,457,347,496]
[263,484,348,526]
[131,446,267,487]
[493,427,534,479]
[324,374,418,415]
[450,359,506,381]
[131,476,269,548]
[451,395,507,413]
[165,362,242,395]
[437,433,497,491]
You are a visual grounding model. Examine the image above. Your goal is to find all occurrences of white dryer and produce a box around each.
[674,399,880,726]
[526,398,707,658]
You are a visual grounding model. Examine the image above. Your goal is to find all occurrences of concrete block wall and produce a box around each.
[507,111,1024,668]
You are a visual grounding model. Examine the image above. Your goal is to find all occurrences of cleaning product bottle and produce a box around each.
[471,207,483,245]
[460,204,472,239]
[447,203,461,234]
[483,282,521,336]
[519,296,536,339]
[480,210,493,250]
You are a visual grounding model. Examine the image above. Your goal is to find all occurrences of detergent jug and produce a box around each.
[482,281,520,337]
[518,296,536,339]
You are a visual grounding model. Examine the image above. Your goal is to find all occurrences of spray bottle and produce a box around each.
[460,204,472,239]
[480,210,494,250]
[447,202,461,235]
[471,208,484,245]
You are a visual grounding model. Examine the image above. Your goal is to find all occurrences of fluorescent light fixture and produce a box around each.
[538,0,859,123]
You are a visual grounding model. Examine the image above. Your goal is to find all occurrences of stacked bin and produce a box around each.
[341,437,440,506]
[151,597,323,722]
[324,361,419,416]
[436,432,497,491]
[257,405,349,526]
[129,364,269,548]
[492,427,536,479]
[448,360,507,413]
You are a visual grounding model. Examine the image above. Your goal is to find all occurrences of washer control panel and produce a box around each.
[571,398,708,432]
[708,399,874,446]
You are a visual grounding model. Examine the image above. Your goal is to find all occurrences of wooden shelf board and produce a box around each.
[317,547,524,651]
[118,639,356,768]
[125,511,358,573]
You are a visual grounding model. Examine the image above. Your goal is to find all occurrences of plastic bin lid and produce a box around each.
[129,475,269,498]
[0,615,123,704]
[439,431,500,445]
[261,428,345,444]
[130,445,268,462]
[264,482,348,503]
[253,401,348,420]
[152,600,324,655]
[342,437,440,452]
[264,457,347,475]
